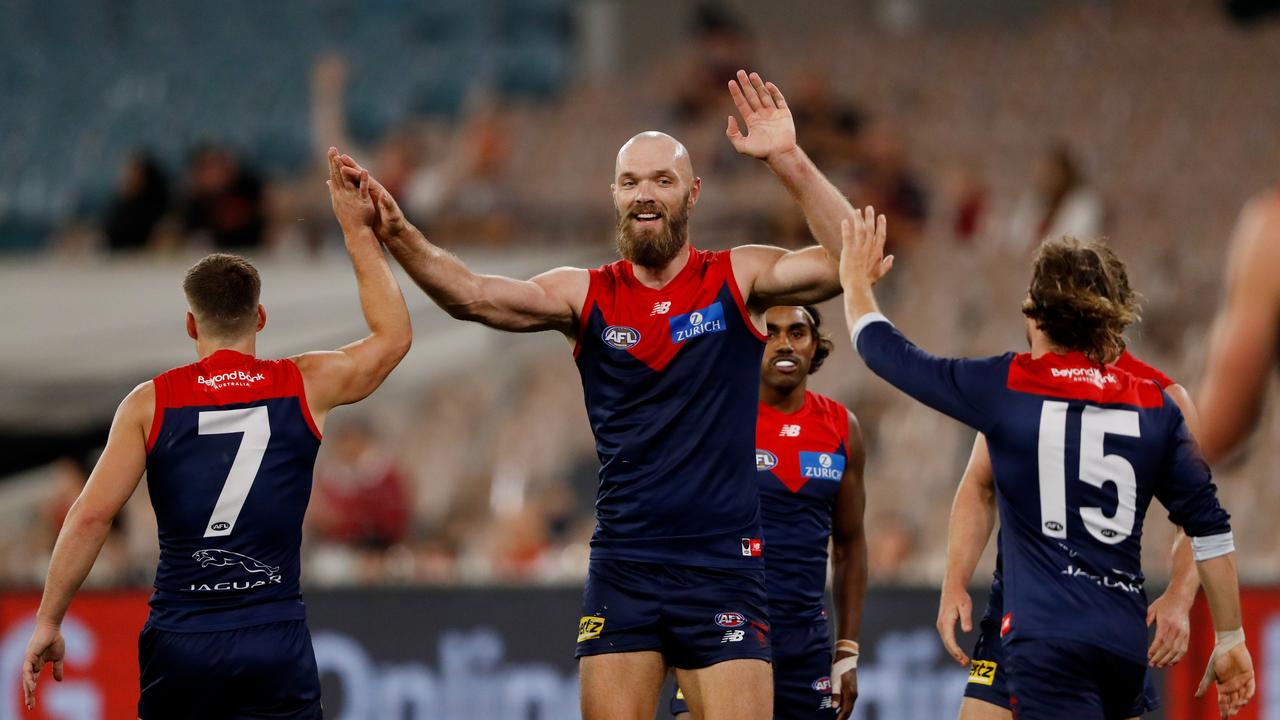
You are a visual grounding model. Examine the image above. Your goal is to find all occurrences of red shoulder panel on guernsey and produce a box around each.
[1006,351,1166,408]
[146,349,321,452]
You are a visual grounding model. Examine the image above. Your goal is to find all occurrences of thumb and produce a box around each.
[53,659,63,682]
[1196,665,1214,698]
[726,116,743,141]
[358,170,370,201]
[960,604,972,634]
[1147,605,1156,627]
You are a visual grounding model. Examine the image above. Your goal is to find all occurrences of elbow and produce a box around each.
[64,503,114,536]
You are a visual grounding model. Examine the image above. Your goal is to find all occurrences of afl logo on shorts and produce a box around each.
[715,612,746,628]
[755,449,777,471]
[812,676,832,693]
[602,325,640,349]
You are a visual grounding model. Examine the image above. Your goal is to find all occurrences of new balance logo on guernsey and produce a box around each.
[669,302,726,343]
[650,301,672,315]
[779,424,801,437]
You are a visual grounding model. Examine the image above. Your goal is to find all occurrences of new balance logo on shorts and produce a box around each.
[721,630,745,643]
[740,538,762,557]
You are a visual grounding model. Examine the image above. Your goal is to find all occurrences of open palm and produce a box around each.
[726,70,797,162]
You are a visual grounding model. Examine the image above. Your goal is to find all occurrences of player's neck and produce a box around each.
[196,336,257,360]
[761,382,806,414]
[630,243,691,289]
[1028,336,1070,360]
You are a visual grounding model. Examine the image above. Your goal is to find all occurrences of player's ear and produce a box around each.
[256,304,267,333]
[186,312,198,341]
[688,177,701,207]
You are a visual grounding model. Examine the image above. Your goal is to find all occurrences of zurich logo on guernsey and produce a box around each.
[669,302,726,343]
[799,451,845,481]
[602,325,641,349]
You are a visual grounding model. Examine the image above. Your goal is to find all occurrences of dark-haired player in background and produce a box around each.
[22,149,412,718]
[840,207,1253,719]
[939,248,1204,720]
[1198,188,1280,465]
[334,70,862,720]
[671,304,867,720]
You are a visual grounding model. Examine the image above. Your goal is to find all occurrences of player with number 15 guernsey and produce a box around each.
[334,70,860,720]
[22,150,412,719]
[838,207,1255,719]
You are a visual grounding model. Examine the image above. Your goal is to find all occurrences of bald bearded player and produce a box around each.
[335,71,859,720]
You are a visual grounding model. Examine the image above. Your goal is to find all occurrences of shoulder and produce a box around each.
[1114,351,1175,388]
[1230,190,1280,267]
[120,380,155,438]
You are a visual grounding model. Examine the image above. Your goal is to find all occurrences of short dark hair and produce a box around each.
[801,305,835,374]
[1022,237,1139,365]
[182,253,261,338]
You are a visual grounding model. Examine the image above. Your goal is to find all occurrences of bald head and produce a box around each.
[615,131,694,183]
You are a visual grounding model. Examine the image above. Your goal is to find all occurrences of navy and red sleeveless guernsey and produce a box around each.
[575,246,766,568]
[967,350,1177,712]
[756,391,850,624]
[145,349,321,631]
[852,316,1232,665]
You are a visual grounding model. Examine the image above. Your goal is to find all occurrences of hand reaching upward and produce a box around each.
[726,69,797,163]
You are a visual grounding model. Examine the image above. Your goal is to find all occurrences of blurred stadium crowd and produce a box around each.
[2,0,1279,590]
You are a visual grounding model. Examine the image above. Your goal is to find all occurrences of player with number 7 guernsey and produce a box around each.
[837,206,1255,720]
[21,149,412,719]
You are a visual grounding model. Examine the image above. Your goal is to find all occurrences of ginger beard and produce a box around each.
[615,192,691,268]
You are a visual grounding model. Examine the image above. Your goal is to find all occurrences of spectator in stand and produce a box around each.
[180,144,266,250]
[671,3,753,125]
[852,119,929,251]
[309,421,411,554]
[1006,142,1104,249]
[104,153,171,252]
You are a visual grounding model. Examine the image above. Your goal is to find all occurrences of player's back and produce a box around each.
[145,349,321,631]
[986,351,1222,662]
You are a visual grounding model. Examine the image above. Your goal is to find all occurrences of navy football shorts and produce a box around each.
[138,619,322,720]
[669,618,833,719]
[1003,637,1148,720]
[963,618,1160,715]
[575,558,771,669]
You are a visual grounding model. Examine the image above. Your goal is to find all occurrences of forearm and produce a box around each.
[832,537,868,642]
[1165,530,1201,606]
[1196,553,1242,632]
[383,224,488,320]
[943,480,997,593]
[35,510,114,627]
[346,228,410,349]
[768,147,854,258]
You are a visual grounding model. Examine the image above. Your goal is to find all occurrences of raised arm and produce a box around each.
[292,150,413,426]
[937,434,996,666]
[830,412,867,720]
[23,383,151,709]
[1198,194,1280,464]
[335,155,585,338]
[726,70,855,307]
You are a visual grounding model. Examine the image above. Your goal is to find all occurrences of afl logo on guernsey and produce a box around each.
[602,325,641,349]
[670,302,726,343]
[800,451,845,481]
[755,450,777,471]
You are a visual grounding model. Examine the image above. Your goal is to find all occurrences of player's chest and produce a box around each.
[755,421,845,497]
[590,281,748,372]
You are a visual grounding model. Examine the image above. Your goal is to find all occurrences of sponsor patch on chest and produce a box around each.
[669,302,726,343]
[799,451,845,481]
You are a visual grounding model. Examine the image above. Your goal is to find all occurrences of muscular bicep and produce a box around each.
[469,266,585,334]
[735,245,841,311]
[833,412,867,542]
[960,434,996,498]
[73,384,150,524]
[1165,384,1200,441]
[1199,198,1280,463]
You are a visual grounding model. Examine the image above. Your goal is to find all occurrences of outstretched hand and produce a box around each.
[336,154,408,241]
[327,147,376,236]
[1197,643,1255,718]
[726,69,797,163]
[838,205,894,293]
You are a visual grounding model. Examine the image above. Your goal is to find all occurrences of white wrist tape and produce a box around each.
[1200,627,1247,689]
[831,640,859,701]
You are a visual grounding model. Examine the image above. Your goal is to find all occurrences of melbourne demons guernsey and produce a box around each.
[756,392,850,624]
[983,351,1177,623]
[575,247,765,568]
[854,316,1231,662]
[145,350,321,631]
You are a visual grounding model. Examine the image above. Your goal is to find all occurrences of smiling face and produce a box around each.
[612,132,700,268]
[761,306,820,393]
